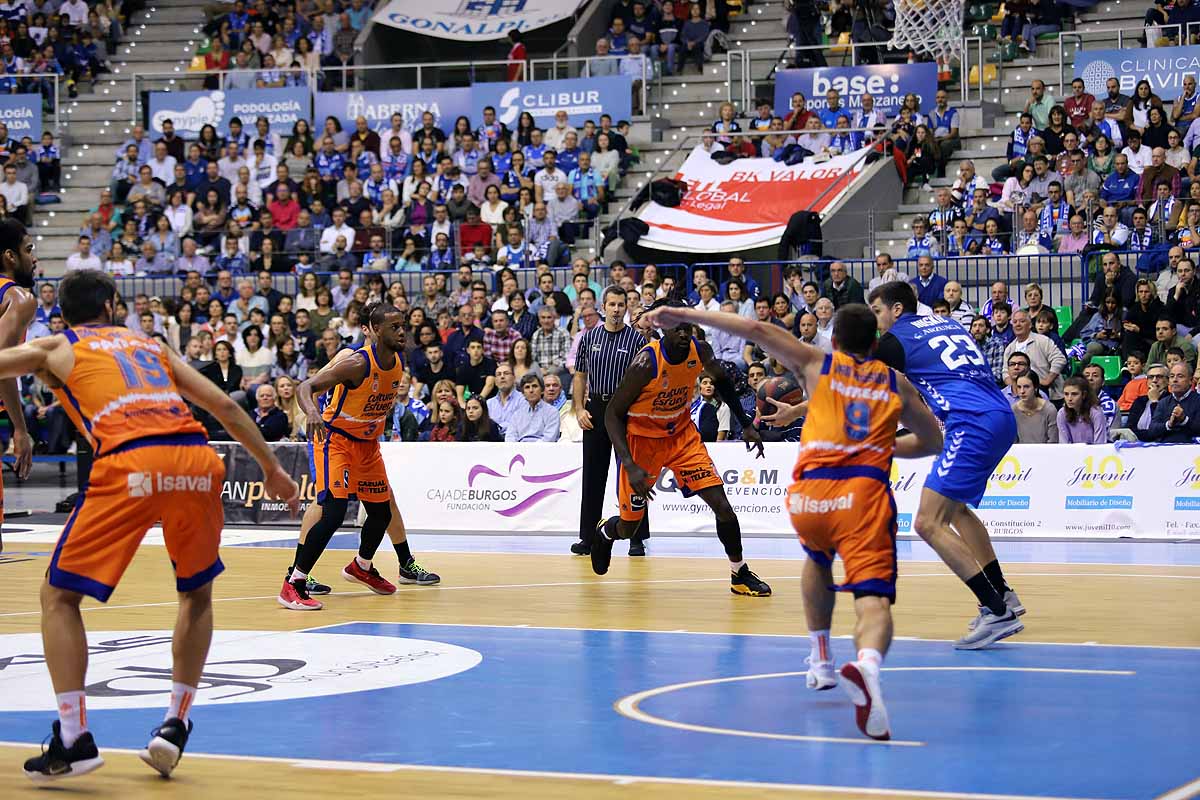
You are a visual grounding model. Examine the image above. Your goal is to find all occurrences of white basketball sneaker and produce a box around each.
[805,656,838,691]
[839,660,890,741]
[967,590,1026,631]
[955,609,1024,650]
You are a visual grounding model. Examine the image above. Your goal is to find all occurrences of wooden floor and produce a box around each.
[1,544,1199,799]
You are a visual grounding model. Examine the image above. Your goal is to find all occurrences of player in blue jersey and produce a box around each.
[867,282,1024,649]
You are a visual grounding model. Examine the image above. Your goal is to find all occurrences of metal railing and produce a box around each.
[19,74,61,135]
[528,55,651,120]
[130,59,524,124]
[41,248,1113,318]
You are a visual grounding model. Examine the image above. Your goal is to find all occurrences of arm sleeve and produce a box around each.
[874,333,907,371]
[1092,407,1109,443]
[1056,410,1071,443]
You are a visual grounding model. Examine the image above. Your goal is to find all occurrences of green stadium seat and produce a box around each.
[1054,305,1072,336]
[1091,355,1122,384]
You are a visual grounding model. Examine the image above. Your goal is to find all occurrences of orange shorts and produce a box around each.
[619,426,722,521]
[787,473,897,600]
[314,431,391,503]
[49,438,225,603]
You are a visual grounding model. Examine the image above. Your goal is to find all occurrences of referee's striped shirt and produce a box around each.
[575,324,647,397]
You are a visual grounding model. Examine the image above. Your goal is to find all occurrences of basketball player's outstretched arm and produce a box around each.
[695,339,764,457]
[297,351,369,443]
[170,350,300,510]
[604,350,658,498]
[895,373,944,459]
[643,306,826,377]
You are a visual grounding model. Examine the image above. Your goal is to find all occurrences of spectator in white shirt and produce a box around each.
[65,235,103,271]
[1121,130,1152,175]
[250,141,278,190]
[218,142,249,184]
[543,110,577,152]
[0,164,28,223]
[59,0,89,26]
[318,206,355,253]
[148,141,177,185]
[534,150,567,202]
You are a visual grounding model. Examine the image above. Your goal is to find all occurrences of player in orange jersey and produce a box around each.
[592,300,771,597]
[284,302,405,610]
[284,305,439,597]
[645,302,943,742]
[0,270,298,782]
[0,219,38,551]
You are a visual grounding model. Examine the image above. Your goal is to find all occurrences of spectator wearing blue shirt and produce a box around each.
[818,88,848,130]
[314,136,345,188]
[1100,154,1140,224]
[1013,209,1054,252]
[910,256,948,307]
[965,187,1002,237]
[608,17,630,55]
[183,144,208,192]
[930,89,960,178]
[504,373,561,442]
[906,217,941,258]
[568,151,604,218]
[427,233,456,271]
[557,131,582,174]
[445,303,485,368]
[1036,182,1073,239]
[346,0,371,31]
[719,257,759,299]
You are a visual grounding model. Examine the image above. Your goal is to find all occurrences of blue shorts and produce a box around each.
[924,409,1016,508]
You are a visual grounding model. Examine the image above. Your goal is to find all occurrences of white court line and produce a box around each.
[1157,776,1200,800]
[615,666,1135,748]
[0,741,1114,800]
[0,569,1197,621]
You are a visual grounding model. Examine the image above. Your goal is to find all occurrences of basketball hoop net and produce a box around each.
[888,0,964,62]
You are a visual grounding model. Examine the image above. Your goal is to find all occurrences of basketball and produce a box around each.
[756,375,805,416]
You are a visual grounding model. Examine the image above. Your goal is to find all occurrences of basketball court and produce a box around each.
[1,523,1197,800]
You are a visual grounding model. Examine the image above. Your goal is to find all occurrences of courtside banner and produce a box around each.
[0,94,41,138]
[147,88,309,138]
[314,88,474,135]
[372,0,583,41]
[773,63,938,118]
[636,148,868,252]
[376,442,1200,538]
[212,442,356,525]
[1075,46,1200,101]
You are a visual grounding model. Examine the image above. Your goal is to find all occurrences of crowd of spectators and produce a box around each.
[94,104,636,280]
[197,0,374,91]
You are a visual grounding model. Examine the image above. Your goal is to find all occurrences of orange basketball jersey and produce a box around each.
[321,344,403,440]
[794,351,902,481]
[626,338,702,438]
[54,325,206,458]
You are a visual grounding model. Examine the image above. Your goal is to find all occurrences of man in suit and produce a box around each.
[1127,363,1168,441]
[1147,362,1200,442]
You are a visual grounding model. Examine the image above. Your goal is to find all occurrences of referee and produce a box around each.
[571,285,650,556]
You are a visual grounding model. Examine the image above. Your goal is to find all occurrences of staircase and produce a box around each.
[39,0,205,272]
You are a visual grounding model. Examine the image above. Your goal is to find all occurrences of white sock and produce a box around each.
[809,629,831,664]
[55,690,87,748]
[355,556,372,571]
[729,560,746,574]
[165,682,197,723]
[290,568,308,583]
[857,648,884,669]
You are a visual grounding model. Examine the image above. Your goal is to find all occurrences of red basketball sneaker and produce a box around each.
[342,559,397,595]
[278,578,323,611]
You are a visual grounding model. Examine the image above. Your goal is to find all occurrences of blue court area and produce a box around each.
[0,622,1196,799]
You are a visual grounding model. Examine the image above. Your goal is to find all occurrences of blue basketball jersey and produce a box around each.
[885,313,1010,421]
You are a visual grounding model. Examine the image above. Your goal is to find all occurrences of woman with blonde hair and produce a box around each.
[273,375,306,440]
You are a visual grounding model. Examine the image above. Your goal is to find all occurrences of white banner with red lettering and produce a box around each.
[636,148,869,252]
